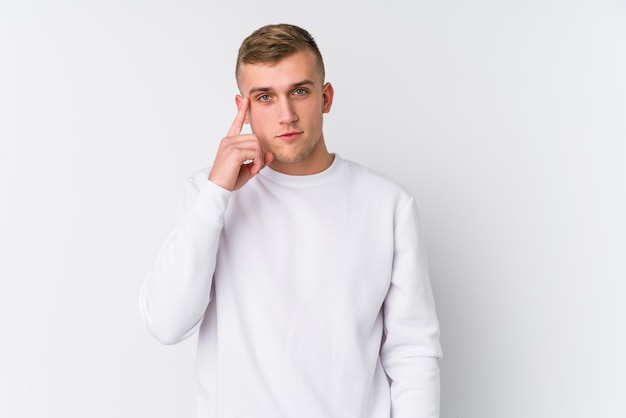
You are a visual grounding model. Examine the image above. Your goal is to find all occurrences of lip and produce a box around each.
[277,131,303,141]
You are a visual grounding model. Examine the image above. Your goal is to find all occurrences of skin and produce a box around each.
[209,49,334,191]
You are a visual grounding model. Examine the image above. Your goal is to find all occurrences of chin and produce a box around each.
[272,149,311,165]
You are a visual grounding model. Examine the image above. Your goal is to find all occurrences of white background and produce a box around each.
[1,0,625,417]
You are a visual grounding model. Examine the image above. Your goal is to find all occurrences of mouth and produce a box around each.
[277,131,303,141]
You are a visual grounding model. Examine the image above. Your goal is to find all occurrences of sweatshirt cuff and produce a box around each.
[191,179,232,224]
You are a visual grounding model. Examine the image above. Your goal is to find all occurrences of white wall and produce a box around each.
[1,0,624,417]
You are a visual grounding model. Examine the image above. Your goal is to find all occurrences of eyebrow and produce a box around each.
[248,79,316,96]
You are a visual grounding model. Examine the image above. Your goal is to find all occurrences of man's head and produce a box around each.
[234,24,334,175]
[236,24,325,86]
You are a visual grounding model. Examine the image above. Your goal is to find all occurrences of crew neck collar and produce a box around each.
[259,154,343,188]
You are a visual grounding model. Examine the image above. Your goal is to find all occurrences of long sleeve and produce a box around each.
[380,196,442,418]
[139,174,231,345]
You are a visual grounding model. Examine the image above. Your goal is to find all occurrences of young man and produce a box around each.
[140,24,442,418]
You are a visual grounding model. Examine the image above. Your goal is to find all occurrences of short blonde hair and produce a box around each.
[236,24,325,83]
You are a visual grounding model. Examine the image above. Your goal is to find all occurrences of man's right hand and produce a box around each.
[208,97,273,191]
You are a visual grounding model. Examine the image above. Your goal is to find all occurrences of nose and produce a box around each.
[278,98,298,125]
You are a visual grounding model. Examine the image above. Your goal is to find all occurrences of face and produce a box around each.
[236,50,334,175]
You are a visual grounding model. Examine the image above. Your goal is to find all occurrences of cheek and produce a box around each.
[248,104,273,123]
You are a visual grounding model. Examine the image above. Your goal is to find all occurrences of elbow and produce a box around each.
[139,301,196,346]
[146,321,185,346]
[142,311,196,345]
[138,280,205,346]
[141,307,199,345]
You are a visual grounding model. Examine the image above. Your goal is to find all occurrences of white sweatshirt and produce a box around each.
[139,155,442,418]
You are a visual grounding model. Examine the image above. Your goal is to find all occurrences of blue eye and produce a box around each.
[294,88,307,96]
[258,94,271,102]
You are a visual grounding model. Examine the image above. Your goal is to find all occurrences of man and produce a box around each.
[140,23,442,418]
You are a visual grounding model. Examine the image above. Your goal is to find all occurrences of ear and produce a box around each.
[321,82,334,114]
[235,94,250,124]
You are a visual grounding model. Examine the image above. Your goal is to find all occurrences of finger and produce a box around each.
[226,97,249,137]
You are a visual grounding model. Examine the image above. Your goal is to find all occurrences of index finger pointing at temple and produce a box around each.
[227,97,249,137]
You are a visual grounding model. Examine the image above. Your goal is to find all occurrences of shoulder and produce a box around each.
[339,157,414,202]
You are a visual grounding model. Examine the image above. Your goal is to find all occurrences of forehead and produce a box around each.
[237,50,323,93]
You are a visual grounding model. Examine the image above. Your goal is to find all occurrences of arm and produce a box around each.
[139,97,271,345]
[381,196,443,418]
[138,177,230,345]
